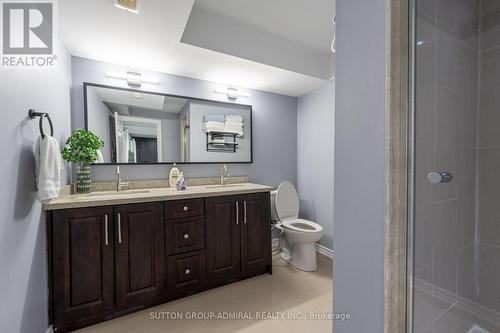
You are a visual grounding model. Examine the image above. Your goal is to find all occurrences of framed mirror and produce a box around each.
[84,83,252,164]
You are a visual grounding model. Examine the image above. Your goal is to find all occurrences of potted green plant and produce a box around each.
[62,129,104,193]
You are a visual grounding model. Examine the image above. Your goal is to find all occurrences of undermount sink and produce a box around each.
[205,184,241,189]
[77,189,151,199]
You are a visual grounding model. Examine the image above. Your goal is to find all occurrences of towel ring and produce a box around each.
[39,114,54,138]
[29,109,54,138]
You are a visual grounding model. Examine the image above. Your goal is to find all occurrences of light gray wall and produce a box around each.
[86,87,112,162]
[333,0,387,331]
[0,41,72,332]
[71,56,298,188]
[128,108,181,162]
[297,81,334,250]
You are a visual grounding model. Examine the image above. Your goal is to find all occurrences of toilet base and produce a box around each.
[284,242,318,272]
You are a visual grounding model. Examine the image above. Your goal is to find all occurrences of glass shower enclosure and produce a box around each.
[411,0,500,332]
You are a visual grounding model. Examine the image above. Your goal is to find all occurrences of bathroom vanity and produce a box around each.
[44,183,272,332]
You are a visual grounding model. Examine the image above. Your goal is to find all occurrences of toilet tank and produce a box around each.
[270,190,279,222]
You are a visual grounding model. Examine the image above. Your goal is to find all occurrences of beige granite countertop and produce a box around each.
[43,183,274,211]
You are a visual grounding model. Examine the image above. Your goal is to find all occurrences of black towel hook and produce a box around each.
[28,109,54,138]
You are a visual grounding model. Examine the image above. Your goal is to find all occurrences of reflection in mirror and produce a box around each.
[85,84,252,164]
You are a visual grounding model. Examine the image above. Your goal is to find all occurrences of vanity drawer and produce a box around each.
[165,199,204,219]
[165,217,205,255]
[166,251,205,294]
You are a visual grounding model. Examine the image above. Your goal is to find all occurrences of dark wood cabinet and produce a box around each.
[166,250,206,295]
[240,192,272,275]
[165,216,205,255]
[205,195,241,280]
[206,193,271,281]
[50,206,115,323]
[48,191,271,332]
[114,203,164,307]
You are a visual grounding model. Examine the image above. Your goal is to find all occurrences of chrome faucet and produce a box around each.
[116,166,129,192]
[220,164,229,186]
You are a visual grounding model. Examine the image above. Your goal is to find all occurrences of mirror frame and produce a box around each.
[83,82,253,165]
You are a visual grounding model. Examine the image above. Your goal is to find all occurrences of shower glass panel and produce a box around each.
[412,0,500,332]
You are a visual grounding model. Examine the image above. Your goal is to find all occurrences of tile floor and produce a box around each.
[76,253,333,333]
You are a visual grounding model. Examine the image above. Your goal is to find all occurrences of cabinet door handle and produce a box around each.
[104,214,109,246]
[183,206,189,211]
[185,268,191,275]
[117,213,122,244]
[235,201,239,225]
[244,201,247,224]
[184,233,190,239]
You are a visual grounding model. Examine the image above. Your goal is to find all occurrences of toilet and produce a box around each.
[271,181,323,271]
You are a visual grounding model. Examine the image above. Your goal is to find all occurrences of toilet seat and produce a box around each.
[274,181,300,220]
[281,218,323,233]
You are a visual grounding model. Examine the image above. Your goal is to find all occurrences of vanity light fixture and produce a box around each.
[106,71,159,87]
[214,87,250,100]
[114,0,139,14]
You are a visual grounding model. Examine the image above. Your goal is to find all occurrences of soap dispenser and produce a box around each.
[169,163,180,188]
[176,172,186,191]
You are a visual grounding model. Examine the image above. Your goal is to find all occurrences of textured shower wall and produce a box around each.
[477,0,500,316]
[413,0,479,331]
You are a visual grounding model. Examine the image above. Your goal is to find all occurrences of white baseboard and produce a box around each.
[271,238,333,260]
[315,243,334,259]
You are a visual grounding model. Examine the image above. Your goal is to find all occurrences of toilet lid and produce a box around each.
[275,181,299,220]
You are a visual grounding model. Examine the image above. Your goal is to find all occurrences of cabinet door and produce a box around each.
[205,195,241,280]
[240,193,272,274]
[51,206,114,323]
[115,202,164,306]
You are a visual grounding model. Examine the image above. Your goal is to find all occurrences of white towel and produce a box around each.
[35,136,64,203]
[225,115,243,122]
[224,124,243,130]
[224,128,244,136]
[203,121,225,133]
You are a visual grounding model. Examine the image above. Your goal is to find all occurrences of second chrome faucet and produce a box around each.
[220,164,229,186]
[116,166,129,192]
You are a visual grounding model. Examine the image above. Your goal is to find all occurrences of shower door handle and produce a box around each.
[427,171,453,184]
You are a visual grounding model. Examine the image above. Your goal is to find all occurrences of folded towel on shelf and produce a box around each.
[204,120,225,126]
[203,121,225,133]
[225,115,243,123]
[224,124,243,131]
[204,115,225,123]
[35,136,64,203]
[224,128,244,137]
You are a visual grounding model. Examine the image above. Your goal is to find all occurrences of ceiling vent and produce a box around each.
[114,0,139,14]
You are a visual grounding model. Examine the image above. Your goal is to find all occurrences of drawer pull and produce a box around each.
[184,233,190,239]
[185,268,191,275]
[183,206,189,211]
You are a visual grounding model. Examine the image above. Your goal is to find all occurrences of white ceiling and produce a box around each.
[57,0,332,96]
[92,86,165,110]
[92,86,188,114]
[193,0,335,54]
